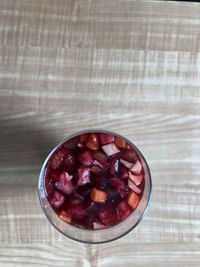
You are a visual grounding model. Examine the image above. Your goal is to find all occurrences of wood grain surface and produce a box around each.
[0,0,200,266]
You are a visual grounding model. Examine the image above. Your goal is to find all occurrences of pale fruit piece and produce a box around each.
[90,188,107,203]
[102,143,120,156]
[128,191,140,209]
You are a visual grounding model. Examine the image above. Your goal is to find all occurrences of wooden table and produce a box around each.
[0,0,200,266]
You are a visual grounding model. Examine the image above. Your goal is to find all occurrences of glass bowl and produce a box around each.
[38,130,152,244]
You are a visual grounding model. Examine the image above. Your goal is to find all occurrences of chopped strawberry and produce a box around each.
[109,157,119,174]
[110,178,129,198]
[86,133,99,151]
[90,188,107,203]
[99,206,118,226]
[130,160,142,175]
[59,210,71,223]
[102,143,120,157]
[79,134,89,143]
[99,133,114,145]
[93,222,107,230]
[117,201,131,220]
[121,149,138,162]
[119,166,129,180]
[120,159,134,169]
[93,159,104,169]
[94,151,107,164]
[114,137,126,148]
[78,150,93,166]
[63,151,75,173]
[128,191,140,209]
[128,179,141,194]
[49,190,65,208]
[55,172,74,194]
[128,171,143,186]
[49,147,67,169]
[91,165,102,174]
[77,167,90,186]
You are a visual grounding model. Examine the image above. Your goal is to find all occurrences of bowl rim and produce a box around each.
[38,129,152,244]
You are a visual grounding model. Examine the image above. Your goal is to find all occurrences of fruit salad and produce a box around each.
[44,132,145,230]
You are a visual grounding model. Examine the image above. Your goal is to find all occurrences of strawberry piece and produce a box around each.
[110,178,129,198]
[93,222,107,230]
[119,166,129,180]
[49,147,67,169]
[94,151,107,164]
[59,210,71,223]
[99,206,118,226]
[102,143,120,157]
[79,134,89,143]
[114,137,126,149]
[49,190,65,208]
[120,159,134,169]
[86,133,99,151]
[130,160,142,175]
[128,191,140,209]
[90,188,107,203]
[121,149,138,163]
[78,150,93,166]
[77,167,90,186]
[109,157,119,174]
[63,151,75,173]
[91,165,102,174]
[128,179,141,194]
[55,172,74,194]
[99,133,114,145]
[129,171,143,186]
[117,201,131,220]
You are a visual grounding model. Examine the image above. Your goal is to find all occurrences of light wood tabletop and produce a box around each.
[0,0,200,266]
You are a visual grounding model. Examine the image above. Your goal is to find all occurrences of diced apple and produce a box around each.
[114,137,126,148]
[78,150,93,166]
[93,222,108,230]
[99,133,114,145]
[90,188,107,203]
[128,171,143,186]
[130,160,142,175]
[128,179,141,194]
[86,133,99,151]
[59,210,71,223]
[77,167,90,186]
[49,190,65,208]
[127,191,140,209]
[120,159,134,169]
[102,143,120,157]
[55,172,74,194]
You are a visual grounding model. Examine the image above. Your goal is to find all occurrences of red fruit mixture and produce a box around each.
[45,132,145,230]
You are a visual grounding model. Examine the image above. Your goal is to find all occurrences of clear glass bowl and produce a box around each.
[38,130,152,244]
